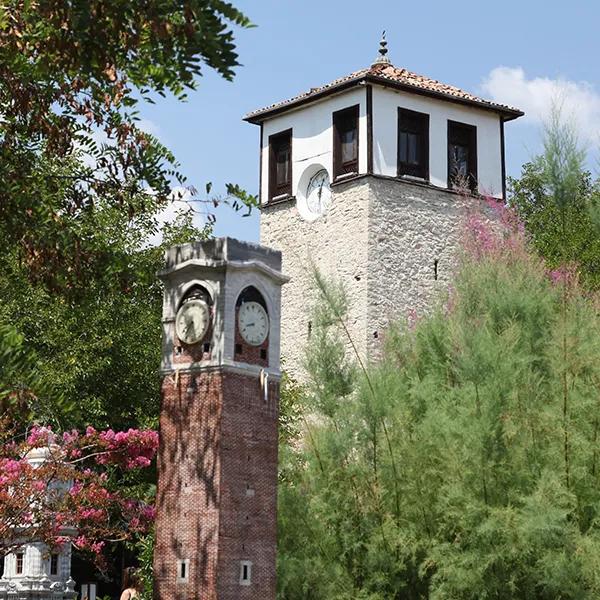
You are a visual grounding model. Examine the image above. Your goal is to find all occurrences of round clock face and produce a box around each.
[305,169,331,217]
[238,301,269,346]
[175,299,210,345]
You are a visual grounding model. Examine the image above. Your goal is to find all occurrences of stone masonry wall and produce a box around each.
[367,177,474,354]
[260,180,371,378]
[261,176,487,375]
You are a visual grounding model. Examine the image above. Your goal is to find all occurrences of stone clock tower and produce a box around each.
[245,37,523,376]
[153,238,287,600]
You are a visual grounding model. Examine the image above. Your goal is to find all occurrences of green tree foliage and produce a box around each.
[0,323,48,428]
[0,0,256,425]
[0,1,253,582]
[510,114,600,290]
[0,199,210,428]
[278,212,600,598]
[0,0,254,286]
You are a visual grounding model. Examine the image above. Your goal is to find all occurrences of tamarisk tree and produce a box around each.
[278,120,600,599]
[278,202,600,599]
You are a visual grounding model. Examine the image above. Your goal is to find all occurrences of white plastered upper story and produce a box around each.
[259,82,505,204]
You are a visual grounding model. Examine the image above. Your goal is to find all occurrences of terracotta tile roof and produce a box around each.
[244,63,523,123]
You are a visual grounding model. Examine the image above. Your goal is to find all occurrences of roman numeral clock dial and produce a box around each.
[238,301,269,346]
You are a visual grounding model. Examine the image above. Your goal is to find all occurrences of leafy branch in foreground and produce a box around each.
[0,0,254,285]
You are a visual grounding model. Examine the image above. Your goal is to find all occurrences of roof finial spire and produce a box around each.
[372,30,391,67]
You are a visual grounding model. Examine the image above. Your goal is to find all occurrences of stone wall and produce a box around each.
[367,177,473,354]
[261,175,483,376]
[260,179,371,378]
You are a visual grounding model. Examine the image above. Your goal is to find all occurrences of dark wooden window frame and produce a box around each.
[333,104,360,180]
[397,107,429,180]
[447,120,477,192]
[268,128,292,201]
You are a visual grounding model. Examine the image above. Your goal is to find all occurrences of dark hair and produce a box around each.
[122,567,142,591]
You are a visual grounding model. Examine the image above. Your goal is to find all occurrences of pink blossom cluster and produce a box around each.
[62,430,79,445]
[483,195,525,235]
[465,197,581,293]
[547,264,579,288]
[0,424,158,566]
[0,458,27,486]
[74,535,105,555]
[85,427,158,469]
[27,425,159,469]
[123,500,156,532]
[78,508,105,521]
[462,199,528,263]
[27,425,55,447]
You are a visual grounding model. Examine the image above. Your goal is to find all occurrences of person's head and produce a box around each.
[122,567,141,591]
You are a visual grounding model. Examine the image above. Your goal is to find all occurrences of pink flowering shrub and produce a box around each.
[0,424,158,563]
[461,196,581,294]
[462,197,528,262]
[547,264,580,289]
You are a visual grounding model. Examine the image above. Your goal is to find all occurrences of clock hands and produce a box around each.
[238,301,268,346]
[184,317,196,335]
[183,313,204,337]
[177,300,209,343]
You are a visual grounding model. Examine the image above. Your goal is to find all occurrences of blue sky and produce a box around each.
[139,0,600,242]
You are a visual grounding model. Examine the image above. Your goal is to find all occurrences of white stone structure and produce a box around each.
[159,237,286,379]
[245,37,523,376]
[0,448,76,600]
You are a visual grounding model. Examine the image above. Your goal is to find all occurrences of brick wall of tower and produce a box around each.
[217,372,278,599]
[154,369,278,600]
[154,370,223,600]
[233,326,269,367]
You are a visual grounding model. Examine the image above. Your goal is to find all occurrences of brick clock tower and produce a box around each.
[153,238,287,600]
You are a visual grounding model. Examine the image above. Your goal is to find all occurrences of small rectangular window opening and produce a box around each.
[177,559,190,583]
[16,553,24,574]
[269,130,292,200]
[434,259,439,281]
[448,120,477,192]
[50,554,59,576]
[239,561,252,586]
[333,105,359,179]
